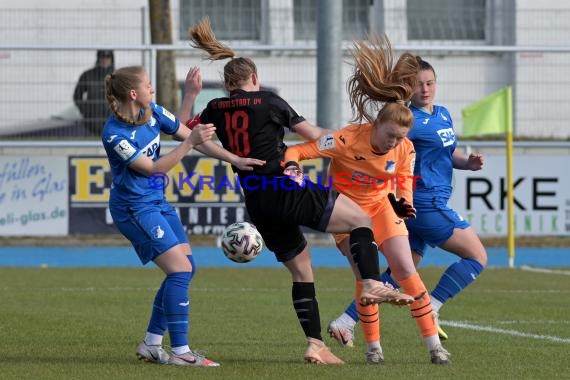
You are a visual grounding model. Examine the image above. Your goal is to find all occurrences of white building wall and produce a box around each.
[1,0,570,138]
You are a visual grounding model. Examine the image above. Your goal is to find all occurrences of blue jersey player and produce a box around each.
[328,57,487,346]
[102,65,264,367]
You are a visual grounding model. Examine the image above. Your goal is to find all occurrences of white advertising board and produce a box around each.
[0,156,68,235]
[449,155,570,236]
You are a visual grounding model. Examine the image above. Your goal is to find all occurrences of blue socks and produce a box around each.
[163,272,192,348]
[147,280,168,335]
[380,268,400,288]
[431,258,484,304]
[147,255,196,342]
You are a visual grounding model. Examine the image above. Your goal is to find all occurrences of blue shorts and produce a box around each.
[110,201,189,265]
[405,199,470,257]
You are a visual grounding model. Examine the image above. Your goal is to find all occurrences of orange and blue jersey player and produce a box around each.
[284,116,449,364]
[283,34,450,365]
[284,122,416,241]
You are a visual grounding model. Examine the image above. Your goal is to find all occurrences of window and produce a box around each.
[179,0,261,40]
[406,0,486,41]
[293,0,370,40]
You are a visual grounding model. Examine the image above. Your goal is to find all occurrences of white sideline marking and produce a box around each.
[440,320,570,344]
[495,320,570,325]
[520,265,570,276]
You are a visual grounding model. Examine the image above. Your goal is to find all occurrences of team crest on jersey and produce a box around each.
[437,128,456,147]
[151,225,165,239]
[318,134,335,150]
[385,160,396,173]
[113,139,137,160]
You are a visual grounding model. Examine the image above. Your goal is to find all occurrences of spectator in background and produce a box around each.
[73,50,114,136]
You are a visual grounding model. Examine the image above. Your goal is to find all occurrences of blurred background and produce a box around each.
[1,0,569,243]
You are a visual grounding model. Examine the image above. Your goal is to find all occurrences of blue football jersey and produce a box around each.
[408,104,457,201]
[102,102,180,207]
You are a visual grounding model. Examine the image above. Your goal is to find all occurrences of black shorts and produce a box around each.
[244,178,338,262]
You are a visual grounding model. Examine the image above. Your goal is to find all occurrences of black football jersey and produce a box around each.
[199,89,305,177]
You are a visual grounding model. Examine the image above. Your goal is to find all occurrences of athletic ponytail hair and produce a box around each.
[189,17,257,91]
[347,34,419,127]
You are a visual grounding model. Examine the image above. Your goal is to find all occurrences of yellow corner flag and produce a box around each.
[462,86,516,268]
[462,87,512,137]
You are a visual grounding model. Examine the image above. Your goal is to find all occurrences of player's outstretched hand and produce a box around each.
[233,157,266,171]
[188,123,216,146]
[467,153,484,171]
[183,66,202,97]
[388,192,416,219]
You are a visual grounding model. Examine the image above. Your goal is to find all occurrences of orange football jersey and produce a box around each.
[285,123,416,208]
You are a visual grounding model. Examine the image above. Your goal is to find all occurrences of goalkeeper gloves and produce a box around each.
[282,161,305,186]
[388,192,416,219]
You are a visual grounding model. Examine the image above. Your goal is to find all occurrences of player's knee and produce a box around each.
[350,212,372,229]
[469,248,488,267]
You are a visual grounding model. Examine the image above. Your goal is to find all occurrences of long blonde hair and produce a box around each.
[347,34,419,127]
[104,66,151,125]
[189,17,257,91]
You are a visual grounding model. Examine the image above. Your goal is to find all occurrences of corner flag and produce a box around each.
[462,86,516,268]
[462,87,512,137]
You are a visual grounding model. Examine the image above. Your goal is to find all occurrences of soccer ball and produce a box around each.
[220,222,263,263]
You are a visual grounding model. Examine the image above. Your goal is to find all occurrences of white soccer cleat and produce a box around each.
[366,347,385,365]
[430,344,451,365]
[168,349,220,367]
[135,341,170,364]
[327,319,355,347]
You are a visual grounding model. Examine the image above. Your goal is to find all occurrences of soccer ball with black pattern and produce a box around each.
[221,222,263,263]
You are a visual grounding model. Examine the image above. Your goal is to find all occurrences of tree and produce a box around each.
[148,0,178,112]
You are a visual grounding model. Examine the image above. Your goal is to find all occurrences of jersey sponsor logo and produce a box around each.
[113,139,137,160]
[351,170,385,186]
[437,127,456,147]
[106,134,117,143]
[318,134,335,150]
[143,135,161,158]
[385,160,396,173]
[161,107,176,122]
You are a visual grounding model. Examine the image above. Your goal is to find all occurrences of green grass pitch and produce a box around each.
[1,266,568,379]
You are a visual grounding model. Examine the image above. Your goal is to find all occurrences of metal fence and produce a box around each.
[1,3,570,140]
